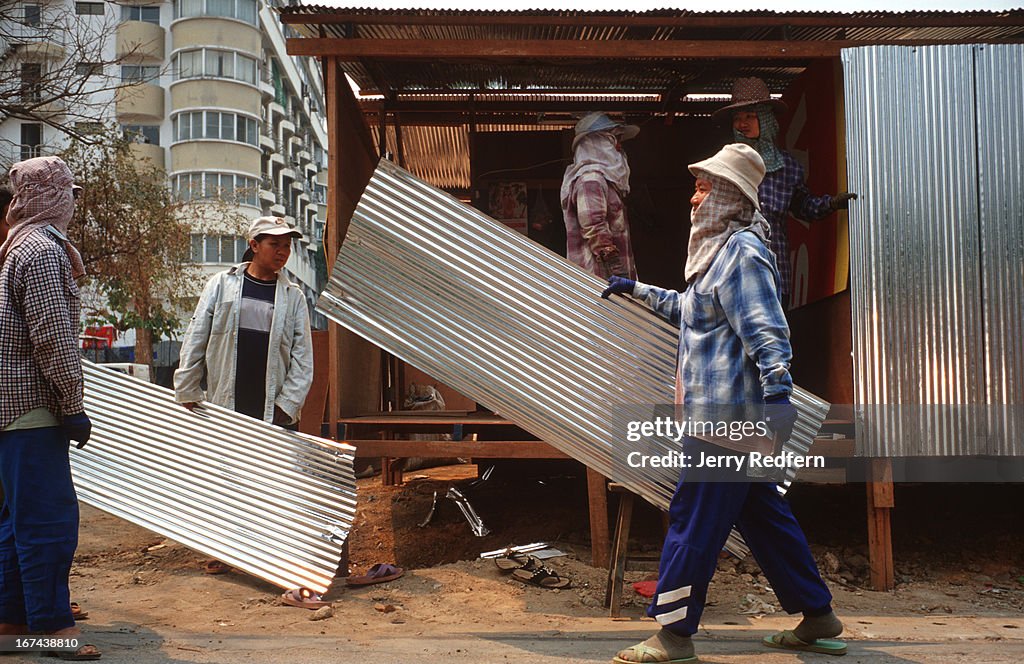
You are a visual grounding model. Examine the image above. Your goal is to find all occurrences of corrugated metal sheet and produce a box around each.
[73,362,357,594]
[843,44,1023,456]
[975,44,1024,454]
[316,160,830,556]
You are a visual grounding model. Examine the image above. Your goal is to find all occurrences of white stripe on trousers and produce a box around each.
[655,605,689,626]
[656,585,692,606]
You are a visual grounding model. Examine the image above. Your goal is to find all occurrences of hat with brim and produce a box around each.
[711,76,788,123]
[572,112,640,151]
[688,143,766,210]
[243,216,302,261]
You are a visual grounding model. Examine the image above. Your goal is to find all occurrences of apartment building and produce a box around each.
[1,0,329,331]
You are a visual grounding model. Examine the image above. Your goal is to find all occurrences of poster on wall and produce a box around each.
[488,182,528,235]
[778,60,845,309]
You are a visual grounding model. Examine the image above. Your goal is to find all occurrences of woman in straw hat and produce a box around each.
[714,77,856,308]
[602,144,845,662]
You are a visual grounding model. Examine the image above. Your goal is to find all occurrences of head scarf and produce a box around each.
[560,130,631,209]
[685,172,770,282]
[732,103,785,173]
[0,156,85,278]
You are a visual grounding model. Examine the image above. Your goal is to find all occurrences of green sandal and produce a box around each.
[763,629,847,656]
[612,643,697,663]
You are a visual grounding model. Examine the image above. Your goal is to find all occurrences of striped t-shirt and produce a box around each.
[234,271,276,419]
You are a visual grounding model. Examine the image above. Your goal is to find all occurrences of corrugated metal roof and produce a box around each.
[317,159,832,557]
[74,362,357,593]
[282,7,1024,95]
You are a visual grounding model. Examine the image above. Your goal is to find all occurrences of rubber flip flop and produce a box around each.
[280,587,332,609]
[70,602,89,621]
[763,629,848,655]
[510,566,571,589]
[612,643,696,663]
[347,563,404,586]
[203,560,230,575]
[494,552,540,573]
[43,644,102,660]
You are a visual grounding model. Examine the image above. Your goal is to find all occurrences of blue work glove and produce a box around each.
[764,394,798,447]
[63,412,92,449]
[601,275,636,299]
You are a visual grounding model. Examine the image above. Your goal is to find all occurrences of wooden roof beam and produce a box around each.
[287,38,1020,60]
[281,12,1024,29]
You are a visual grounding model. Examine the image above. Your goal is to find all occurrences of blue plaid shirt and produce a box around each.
[760,151,834,300]
[633,230,792,408]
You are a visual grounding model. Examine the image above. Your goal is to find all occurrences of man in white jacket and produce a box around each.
[174,216,313,428]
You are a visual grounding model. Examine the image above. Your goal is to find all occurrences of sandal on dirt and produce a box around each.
[612,643,696,664]
[763,629,847,655]
[346,563,404,586]
[494,552,541,573]
[44,644,102,660]
[203,560,230,575]
[280,587,332,609]
[70,602,89,621]
[510,566,571,589]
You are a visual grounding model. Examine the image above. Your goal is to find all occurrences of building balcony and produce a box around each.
[297,149,312,164]
[270,152,285,168]
[259,134,275,151]
[259,187,276,204]
[17,41,65,60]
[268,101,285,118]
[127,142,164,166]
[281,167,296,181]
[259,79,275,99]
[280,118,296,136]
[117,21,165,61]
[115,83,164,121]
[269,203,285,216]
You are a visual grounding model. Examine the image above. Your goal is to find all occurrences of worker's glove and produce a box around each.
[764,394,798,450]
[830,192,858,210]
[63,412,93,449]
[601,275,636,299]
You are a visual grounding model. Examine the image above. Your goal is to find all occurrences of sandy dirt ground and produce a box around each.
[39,465,1024,663]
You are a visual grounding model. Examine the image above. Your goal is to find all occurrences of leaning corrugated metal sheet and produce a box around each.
[317,160,829,556]
[72,361,356,594]
[843,44,1024,456]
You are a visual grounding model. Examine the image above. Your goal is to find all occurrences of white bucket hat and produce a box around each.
[572,112,639,151]
[688,143,766,209]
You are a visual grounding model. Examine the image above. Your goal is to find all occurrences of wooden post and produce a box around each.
[866,457,895,591]
[587,466,610,569]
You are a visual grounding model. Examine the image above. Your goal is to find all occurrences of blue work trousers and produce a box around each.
[0,426,78,632]
[648,439,832,635]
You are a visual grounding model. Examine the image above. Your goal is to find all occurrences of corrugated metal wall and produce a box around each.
[74,362,357,594]
[843,44,1024,456]
[318,160,830,559]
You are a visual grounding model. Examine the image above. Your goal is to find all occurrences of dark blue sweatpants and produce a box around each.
[0,426,78,632]
[648,439,832,635]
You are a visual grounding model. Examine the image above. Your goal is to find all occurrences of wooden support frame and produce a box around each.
[866,458,895,591]
[288,37,1019,60]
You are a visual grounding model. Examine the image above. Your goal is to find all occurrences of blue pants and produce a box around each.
[648,439,832,635]
[0,426,78,632]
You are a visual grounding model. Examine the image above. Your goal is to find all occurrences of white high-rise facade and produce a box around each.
[1,0,329,330]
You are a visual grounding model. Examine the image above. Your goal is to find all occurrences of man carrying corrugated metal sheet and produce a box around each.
[602,144,845,662]
[560,112,640,280]
[0,156,101,659]
[715,77,857,308]
[174,216,313,575]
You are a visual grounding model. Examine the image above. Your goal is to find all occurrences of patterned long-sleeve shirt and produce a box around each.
[563,172,637,280]
[760,151,835,301]
[632,229,792,412]
[0,228,84,429]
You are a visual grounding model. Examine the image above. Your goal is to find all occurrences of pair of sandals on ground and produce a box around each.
[493,550,571,589]
[279,563,406,609]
